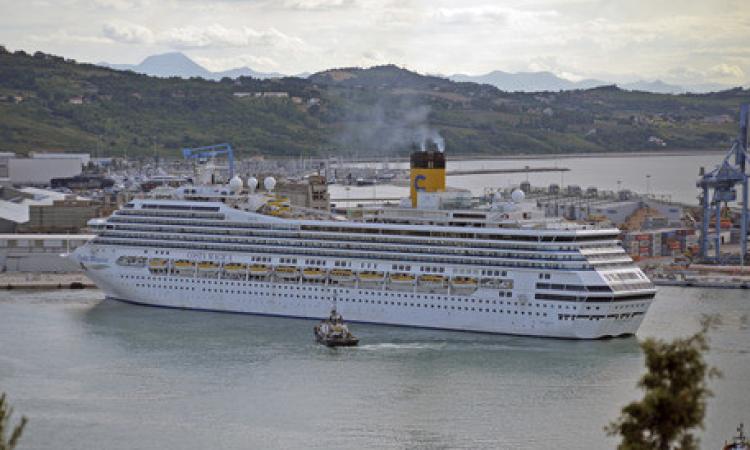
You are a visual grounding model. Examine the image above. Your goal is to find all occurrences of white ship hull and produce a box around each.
[78,248,650,339]
[74,195,656,340]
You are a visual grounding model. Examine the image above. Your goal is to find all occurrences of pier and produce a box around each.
[0,273,95,289]
[446,167,569,176]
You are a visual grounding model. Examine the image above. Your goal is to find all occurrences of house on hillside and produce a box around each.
[648,136,667,147]
[257,92,289,98]
[68,96,83,105]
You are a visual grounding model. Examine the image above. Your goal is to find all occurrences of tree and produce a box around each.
[0,393,27,450]
[606,318,721,450]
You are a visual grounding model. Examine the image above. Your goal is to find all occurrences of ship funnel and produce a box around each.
[409,142,446,207]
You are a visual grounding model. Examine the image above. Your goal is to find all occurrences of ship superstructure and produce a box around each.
[73,148,655,339]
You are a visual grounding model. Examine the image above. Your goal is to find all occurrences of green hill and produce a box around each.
[0,47,747,158]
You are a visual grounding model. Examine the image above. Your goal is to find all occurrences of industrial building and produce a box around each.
[537,196,683,228]
[18,197,101,233]
[0,234,93,272]
[0,187,99,233]
[276,175,330,211]
[0,153,88,186]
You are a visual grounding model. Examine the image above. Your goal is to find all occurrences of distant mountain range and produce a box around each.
[449,71,606,92]
[99,52,735,93]
[99,52,286,80]
[448,70,731,94]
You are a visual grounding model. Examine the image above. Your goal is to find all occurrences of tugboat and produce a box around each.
[314,298,359,347]
[723,423,748,450]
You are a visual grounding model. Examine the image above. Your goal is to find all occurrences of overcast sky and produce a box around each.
[2,0,748,85]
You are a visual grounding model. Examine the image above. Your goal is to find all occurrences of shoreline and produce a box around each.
[447,149,727,162]
[0,272,95,290]
[334,148,727,164]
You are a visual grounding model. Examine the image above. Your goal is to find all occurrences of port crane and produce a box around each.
[697,104,749,265]
[181,143,235,179]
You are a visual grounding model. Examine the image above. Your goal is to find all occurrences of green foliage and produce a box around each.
[0,393,27,450]
[0,51,747,157]
[606,318,721,450]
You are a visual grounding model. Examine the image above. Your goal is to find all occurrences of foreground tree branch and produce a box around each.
[0,393,28,450]
[606,317,721,450]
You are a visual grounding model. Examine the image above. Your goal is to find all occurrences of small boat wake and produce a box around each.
[357,342,447,351]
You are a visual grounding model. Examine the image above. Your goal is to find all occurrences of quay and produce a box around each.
[0,272,95,289]
[446,167,569,176]
[0,234,96,289]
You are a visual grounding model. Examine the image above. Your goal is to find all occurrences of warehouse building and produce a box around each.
[0,234,93,272]
[0,153,88,186]
[0,187,98,233]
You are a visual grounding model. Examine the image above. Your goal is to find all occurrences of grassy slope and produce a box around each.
[0,50,746,157]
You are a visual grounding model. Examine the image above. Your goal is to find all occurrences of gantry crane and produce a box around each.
[697,104,749,265]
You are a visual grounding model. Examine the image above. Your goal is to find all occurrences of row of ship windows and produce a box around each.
[107,218,619,253]
[117,210,225,220]
[96,239,603,271]
[535,293,654,305]
[536,282,613,292]
[119,275,646,310]
[134,268,514,290]
[559,312,644,321]
[609,282,655,291]
[138,204,221,212]
[100,230,591,263]
[146,262,505,280]
[115,211,618,244]
[131,281,550,316]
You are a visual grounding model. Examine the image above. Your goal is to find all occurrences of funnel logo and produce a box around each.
[414,174,426,191]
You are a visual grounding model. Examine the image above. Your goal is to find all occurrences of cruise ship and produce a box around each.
[72,148,655,339]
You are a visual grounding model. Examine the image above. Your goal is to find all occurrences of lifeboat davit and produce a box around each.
[330,269,354,283]
[303,268,327,280]
[418,274,446,289]
[148,258,168,270]
[450,276,478,289]
[197,261,220,272]
[223,263,247,275]
[275,265,299,279]
[390,273,415,286]
[249,264,271,276]
[174,259,195,274]
[358,271,384,283]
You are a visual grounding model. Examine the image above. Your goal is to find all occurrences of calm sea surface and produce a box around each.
[2,151,748,449]
[0,287,747,450]
[331,151,726,205]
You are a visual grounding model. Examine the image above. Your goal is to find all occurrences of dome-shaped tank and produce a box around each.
[264,176,276,191]
[511,189,525,203]
[229,175,243,191]
[247,177,258,192]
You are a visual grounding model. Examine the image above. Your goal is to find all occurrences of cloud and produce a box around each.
[101,22,307,51]
[433,6,510,25]
[88,0,150,11]
[432,5,558,28]
[709,63,745,80]
[102,21,155,44]
[283,0,355,10]
[160,25,257,48]
[29,29,113,44]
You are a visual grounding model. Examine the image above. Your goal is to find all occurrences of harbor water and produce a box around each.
[0,287,747,450]
[332,151,727,205]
